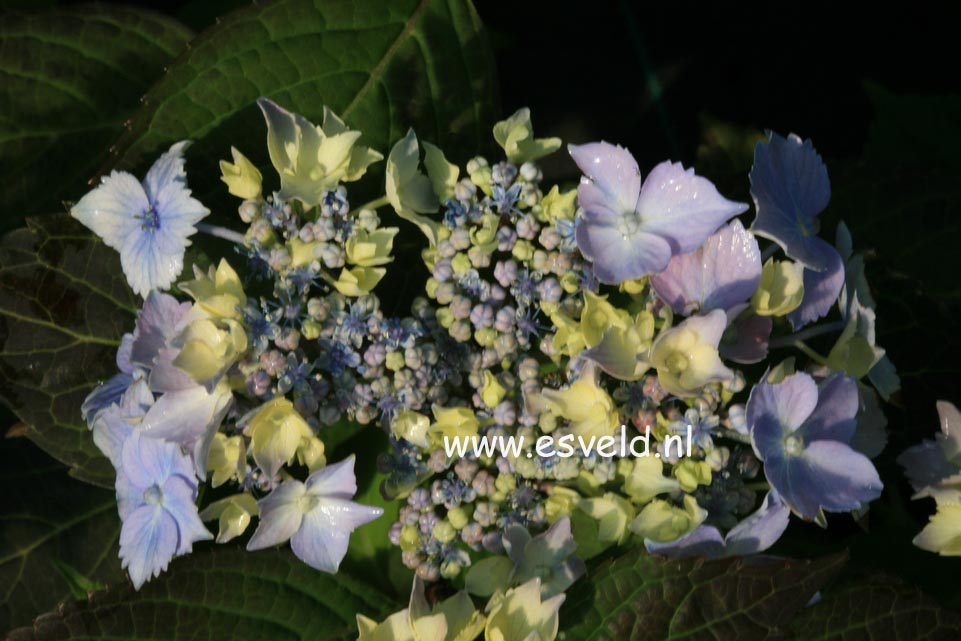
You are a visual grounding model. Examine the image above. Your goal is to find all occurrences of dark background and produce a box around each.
[3,0,961,611]
[5,0,960,165]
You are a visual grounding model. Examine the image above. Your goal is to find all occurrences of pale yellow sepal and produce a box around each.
[296,435,326,472]
[220,146,263,200]
[391,409,431,449]
[533,185,576,224]
[356,611,415,641]
[623,455,681,504]
[914,504,961,556]
[492,108,561,164]
[536,363,619,439]
[751,258,804,317]
[484,578,563,641]
[410,577,486,641]
[422,141,460,202]
[288,237,320,269]
[207,432,245,487]
[387,129,442,246]
[649,310,732,397]
[429,405,480,442]
[480,371,507,408]
[258,98,382,208]
[245,397,313,478]
[673,459,713,492]
[173,317,247,389]
[199,493,259,543]
[577,492,635,546]
[548,308,586,358]
[346,227,399,267]
[629,495,707,543]
[332,266,386,296]
[579,291,631,348]
[179,259,248,321]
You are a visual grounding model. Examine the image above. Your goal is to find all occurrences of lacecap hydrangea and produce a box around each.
[73,101,897,641]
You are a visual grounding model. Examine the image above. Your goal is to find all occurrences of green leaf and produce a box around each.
[786,576,961,640]
[0,438,121,632]
[0,216,138,487]
[0,5,191,230]
[6,548,401,641]
[560,547,846,641]
[104,0,499,214]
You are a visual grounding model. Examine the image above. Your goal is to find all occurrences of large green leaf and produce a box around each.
[0,439,122,633]
[0,5,192,229]
[103,0,498,211]
[6,548,400,641]
[560,548,846,641]
[786,576,961,640]
[0,216,137,487]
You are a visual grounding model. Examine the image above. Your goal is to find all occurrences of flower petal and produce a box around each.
[568,142,641,216]
[724,490,791,556]
[247,480,307,550]
[142,141,190,203]
[82,372,133,425]
[720,309,772,365]
[574,221,672,284]
[291,498,382,572]
[92,405,135,467]
[786,247,845,330]
[119,227,184,296]
[70,171,146,249]
[119,431,192,492]
[119,504,179,589]
[130,291,191,368]
[800,373,859,444]
[140,384,231,448]
[768,441,882,519]
[747,372,819,460]
[637,161,748,256]
[305,454,359,499]
[644,526,726,559]
[750,132,835,271]
[651,219,762,314]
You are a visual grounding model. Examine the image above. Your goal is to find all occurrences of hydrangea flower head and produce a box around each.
[246,455,383,572]
[569,141,748,284]
[115,432,211,588]
[70,141,209,296]
[747,371,882,519]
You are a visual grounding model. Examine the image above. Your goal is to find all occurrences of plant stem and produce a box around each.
[768,320,845,349]
[357,195,390,211]
[793,339,829,366]
[197,223,246,245]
